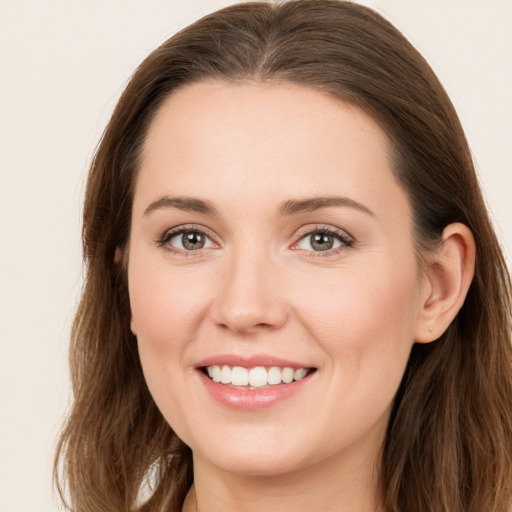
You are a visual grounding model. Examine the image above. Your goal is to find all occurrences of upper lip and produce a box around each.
[195,354,314,370]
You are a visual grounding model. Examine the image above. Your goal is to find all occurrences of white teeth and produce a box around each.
[212,365,221,382]
[282,367,294,384]
[220,365,231,384]
[249,366,267,387]
[267,366,282,385]
[205,364,311,388]
[294,368,308,380]
[231,366,249,386]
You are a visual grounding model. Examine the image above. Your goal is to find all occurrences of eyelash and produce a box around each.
[291,225,354,258]
[156,224,216,256]
[156,224,354,257]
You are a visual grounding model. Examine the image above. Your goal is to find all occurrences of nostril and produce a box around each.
[209,276,289,333]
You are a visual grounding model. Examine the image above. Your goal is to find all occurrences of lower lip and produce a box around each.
[198,370,313,410]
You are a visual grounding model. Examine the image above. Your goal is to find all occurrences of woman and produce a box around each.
[54,1,512,511]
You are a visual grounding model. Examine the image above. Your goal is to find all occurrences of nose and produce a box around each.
[209,248,288,334]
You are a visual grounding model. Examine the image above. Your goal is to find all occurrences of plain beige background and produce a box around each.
[0,1,510,510]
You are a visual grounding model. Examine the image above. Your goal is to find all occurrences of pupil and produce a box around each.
[183,231,204,250]
[312,233,333,251]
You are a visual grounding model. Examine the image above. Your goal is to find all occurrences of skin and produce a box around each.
[127,81,475,512]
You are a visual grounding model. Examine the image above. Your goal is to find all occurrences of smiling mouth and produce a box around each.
[201,365,316,389]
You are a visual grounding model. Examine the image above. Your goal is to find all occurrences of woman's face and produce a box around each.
[128,81,429,477]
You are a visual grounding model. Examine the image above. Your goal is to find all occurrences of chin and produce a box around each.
[191,434,311,477]
[212,453,305,477]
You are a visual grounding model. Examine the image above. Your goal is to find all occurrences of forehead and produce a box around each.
[135,80,409,225]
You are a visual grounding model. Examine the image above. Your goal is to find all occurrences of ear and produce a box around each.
[414,223,476,343]
[130,317,137,336]
[114,247,123,264]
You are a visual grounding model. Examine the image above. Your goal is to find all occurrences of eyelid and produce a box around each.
[156,224,220,253]
[155,223,354,256]
[291,224,355,253]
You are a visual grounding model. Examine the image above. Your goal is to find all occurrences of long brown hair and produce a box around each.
[54,1,512,511]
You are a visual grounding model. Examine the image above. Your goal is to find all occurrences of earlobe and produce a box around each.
[415,223,476,343]
[114,247,122,264]
[130,317,137,336]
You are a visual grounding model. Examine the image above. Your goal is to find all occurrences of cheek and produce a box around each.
[288,258,420,442]
[128,258,212,348]
[291,258,420,374]
[128,257,215,437]
[127,255,211,399]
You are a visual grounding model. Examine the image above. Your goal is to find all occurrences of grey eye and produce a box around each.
[296,231,344,252]
[169,230,211,251]
[310,233,335,251]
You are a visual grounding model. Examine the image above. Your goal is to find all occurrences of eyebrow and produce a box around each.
[143,195,374,218]
[277,196,375,217]
[144,196,219,216]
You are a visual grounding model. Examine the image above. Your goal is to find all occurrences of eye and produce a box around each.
[294,228,353,253]
[161,228,215,252]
